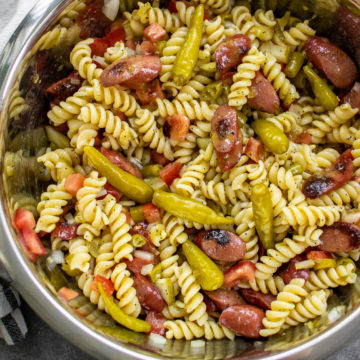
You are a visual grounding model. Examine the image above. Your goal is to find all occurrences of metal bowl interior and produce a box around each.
[1,1,360,359]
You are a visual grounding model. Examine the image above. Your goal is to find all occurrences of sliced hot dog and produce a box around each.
[247,71,280,114]
[204,289,245,311]
[215,34,251,73]
[303,150,354,199]
[277,255,310,284]
[216,137,243,172]
[336,6,360,67]
[100,54,162,88]
[211,105,239,153]
[195,230,246,262]
[132,273,165,312]
[305,36,358,89]
[239,288,275,310]
[219,305,265,338]
[340,82,360,112]
[319,221,360,252]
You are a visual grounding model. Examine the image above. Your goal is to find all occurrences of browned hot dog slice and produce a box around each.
[247,71,280,114]
[239,288,275,310]
[319,222,360,252]
[100,54,162,88]
[204,289,245,311]
[336,6,360,67]
[211,105,239,153]
[277,255,310,284]
[195,230,246,262]
[303,150,354,199]
[340,82,360,113]
[219,305,265,338]
[305,36,358,89]
[215,34,251,73]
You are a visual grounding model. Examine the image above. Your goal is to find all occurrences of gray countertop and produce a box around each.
[0,0,360,359]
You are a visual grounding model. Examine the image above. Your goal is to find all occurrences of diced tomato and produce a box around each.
[91,275,115,296]
[244,137,263,162]
[151,149,170,166]
[132,273,165,312]
[94,130,103,149]
[17,231,39,262]
[223,261,256,288]
[52,223,78,240]
[295,131,313,145]
[76,0,112,39]
[97,182,121,202]
[140,41,157,54]
[22,228,47,256]
[101,147,143,179]
[53,122,69,133]
[277,255,310,284]
[106,20,126,46]
[144,23,167,43]
[159,162,182,186]
[58,287,79,302]
[204,9,210,20]
[46,71,82,104]
[166,114,190,142]
[90,38,109,57]
[146,311,166,335]
[65,173,86,196]
[125,256,154,274]
[221,72,236,87]
[13,208,35,231]
[136,79,165,106]
[112,110,127,122]
[122,209,131,225]
[143,203,161,223]
[307,250,333,260]
[125,40,136,50]
[168,0,178,13]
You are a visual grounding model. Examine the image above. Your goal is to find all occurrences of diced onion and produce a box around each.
[149,332,166,345]
[102,0,120,21]
[295,260,315,270]
[96,188,108,198]
[134,250,154,262]
[328,306,345,323]
[341,211,360,224]
[52,250,65,264]
[191,340,205,348]
[141,264,154,276]
[65,213,76,225]
[92,56,107,69]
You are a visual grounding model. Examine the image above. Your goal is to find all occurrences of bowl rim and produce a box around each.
[1,1,360,359]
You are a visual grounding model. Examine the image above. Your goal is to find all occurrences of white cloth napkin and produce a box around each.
[0,0,37,52]
[0,0,37,344]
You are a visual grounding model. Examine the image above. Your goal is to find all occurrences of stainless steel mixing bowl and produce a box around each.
[1,0,360,359]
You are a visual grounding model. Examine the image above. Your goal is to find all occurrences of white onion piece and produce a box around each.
[52,250,65,264]
[92,56,107,68]
[149,333,166,345]
[64,213,75,225]
[341,211,360,224]
[141,264,154,276]
[102,0,120,21]
[134,250,154,262]
[96,188,108,199]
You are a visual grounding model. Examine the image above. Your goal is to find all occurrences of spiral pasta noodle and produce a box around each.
[260,278,308,337]
[76,171,108,241]
[307,104,358,144]
[79,103,138,150]
[175,262,208,326]
[35,179,73,233]
[228,46,266,108]
[111,263,141,317]
[94,231,115,278]
[67,238,91,273]
[165,320,204,340]
[134,108,173,160]
[103,195,133,263]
